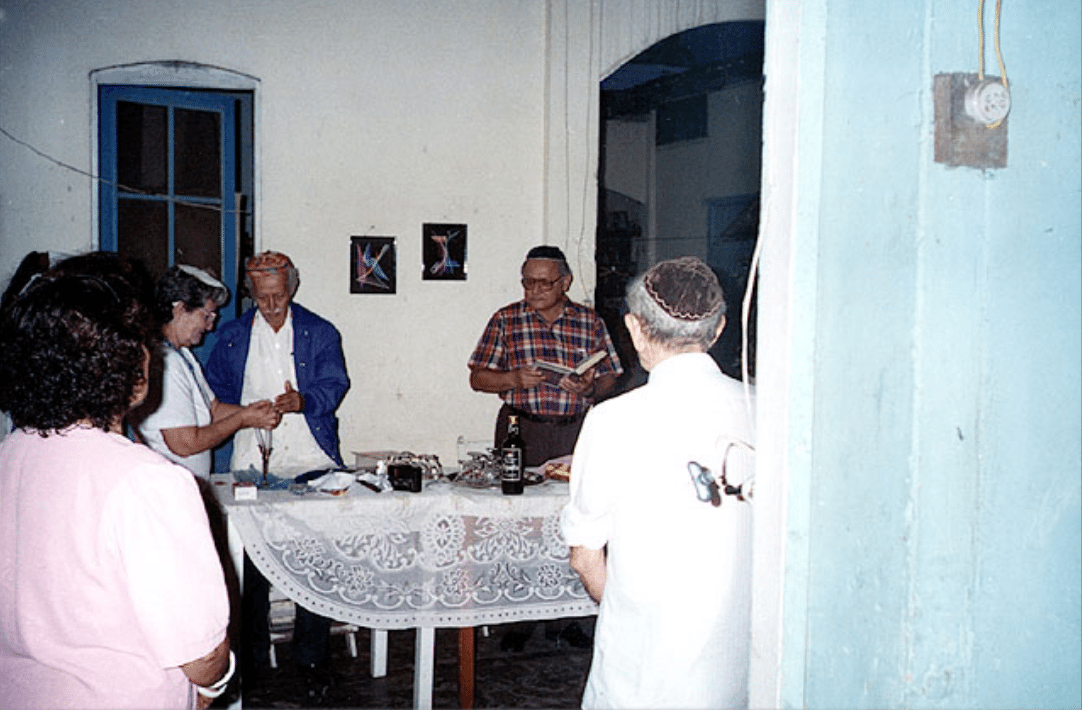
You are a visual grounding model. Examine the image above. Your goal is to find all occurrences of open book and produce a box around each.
[534,350,606,386]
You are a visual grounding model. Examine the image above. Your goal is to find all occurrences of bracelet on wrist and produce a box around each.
[196,649,235,699]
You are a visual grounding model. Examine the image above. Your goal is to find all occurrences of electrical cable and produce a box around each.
[563,0,595,304]
[577,4,595,303]
[978,0,986,79]
[741,225,761,438]
[977,0,1009,129]
[0,123,249,216]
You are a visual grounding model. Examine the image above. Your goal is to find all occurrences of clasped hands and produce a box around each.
[241,381,304,429]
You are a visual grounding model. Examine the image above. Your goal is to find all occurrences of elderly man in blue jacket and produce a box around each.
[207,250,348,472]
[206,250,349,698]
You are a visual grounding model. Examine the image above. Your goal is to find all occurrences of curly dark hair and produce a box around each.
[0,267,152,434]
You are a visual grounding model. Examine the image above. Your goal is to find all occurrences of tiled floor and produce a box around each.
[236,619,594,709]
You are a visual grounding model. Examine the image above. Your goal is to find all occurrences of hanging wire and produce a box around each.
[991,0,1008,90]
[977,0,1009,129]
[0,123,250,216]
[0,125,101,183]
[740,223,760,437]
[978,0,986,79]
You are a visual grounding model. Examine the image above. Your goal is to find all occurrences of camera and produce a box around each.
[388,463,423,492]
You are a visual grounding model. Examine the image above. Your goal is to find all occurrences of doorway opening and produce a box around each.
[595,21,764,392]
[98,85,254,354]
[91,61,260,472]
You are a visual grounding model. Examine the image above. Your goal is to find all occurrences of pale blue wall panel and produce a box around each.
[964,1,1082,705]
[971,38,1082,704]
[801,0,927,704]
[790,0,1082,706]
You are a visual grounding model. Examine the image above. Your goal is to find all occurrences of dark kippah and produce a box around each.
[643,256,724,321]
[525,245,569,266]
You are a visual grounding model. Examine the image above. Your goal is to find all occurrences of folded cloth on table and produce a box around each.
[234,467,292,490]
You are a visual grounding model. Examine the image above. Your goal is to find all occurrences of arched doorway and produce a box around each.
[595,21,764,393]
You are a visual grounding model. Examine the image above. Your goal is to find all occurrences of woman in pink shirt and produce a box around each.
[0,255,233,709]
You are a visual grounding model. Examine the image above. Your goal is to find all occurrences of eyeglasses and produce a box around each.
[197,307,218,324]
[521,276,562,292]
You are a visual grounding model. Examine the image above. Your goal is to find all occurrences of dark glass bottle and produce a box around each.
[500,415,525,495]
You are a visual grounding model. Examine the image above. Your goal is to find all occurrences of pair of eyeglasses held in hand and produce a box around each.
[687,440,755,506]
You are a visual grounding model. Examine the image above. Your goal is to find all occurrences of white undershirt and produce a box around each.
[230,310,335,475]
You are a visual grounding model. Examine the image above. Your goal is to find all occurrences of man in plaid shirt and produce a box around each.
[469,246,622,467]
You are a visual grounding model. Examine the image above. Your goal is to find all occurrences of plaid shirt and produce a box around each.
[469,299,623,417]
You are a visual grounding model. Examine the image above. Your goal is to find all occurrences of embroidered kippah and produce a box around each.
[643,256,724,321]
[245,251,294,277]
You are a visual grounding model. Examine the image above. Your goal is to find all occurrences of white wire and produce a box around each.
[740,217,762,441]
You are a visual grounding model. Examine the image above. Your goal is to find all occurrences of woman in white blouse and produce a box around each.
[133,264,279,479]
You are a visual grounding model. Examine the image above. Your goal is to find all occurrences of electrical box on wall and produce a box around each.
[934,72,1010,169]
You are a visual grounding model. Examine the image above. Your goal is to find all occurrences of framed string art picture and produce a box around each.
[421,222,466,281]
[350,236,396,294]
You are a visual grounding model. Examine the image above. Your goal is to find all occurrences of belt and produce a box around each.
[507,406,585,426]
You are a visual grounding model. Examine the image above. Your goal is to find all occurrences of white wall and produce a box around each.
[602,78,764,271]
[603,118,651,205]
[654,79,762,260]
[0,0,547,462]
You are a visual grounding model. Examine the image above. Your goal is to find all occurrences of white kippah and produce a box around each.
[177,264,226,291]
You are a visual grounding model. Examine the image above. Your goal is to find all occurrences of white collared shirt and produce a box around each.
[560,353,755,709]
[230,309,335,475]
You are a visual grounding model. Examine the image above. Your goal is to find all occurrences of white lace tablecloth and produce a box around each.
[209,476,598,629]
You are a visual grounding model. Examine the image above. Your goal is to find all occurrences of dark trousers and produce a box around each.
[494,404,586,467]
[242,555,332,669]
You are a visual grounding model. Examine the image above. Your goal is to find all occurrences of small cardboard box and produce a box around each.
[233,481,257,501]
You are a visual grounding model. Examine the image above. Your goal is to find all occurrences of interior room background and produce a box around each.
[1,1,1078,708]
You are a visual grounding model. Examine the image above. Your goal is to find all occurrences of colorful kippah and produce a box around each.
[245,251,294,277]
[643,256,724,321]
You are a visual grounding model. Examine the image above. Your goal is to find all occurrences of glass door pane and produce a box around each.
[100,84,243,320]
[175,108,221,198]
[116,101,167,195]
[117,200,169,278]
[175,203,221,274]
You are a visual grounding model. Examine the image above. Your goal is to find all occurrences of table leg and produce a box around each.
[225,516,244,710]
[227,517,244,596]
[458,627,475,709]
[413,626,435,710]
[371,629,388,678]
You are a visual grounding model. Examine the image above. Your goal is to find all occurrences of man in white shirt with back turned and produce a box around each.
[561,257,755,709]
